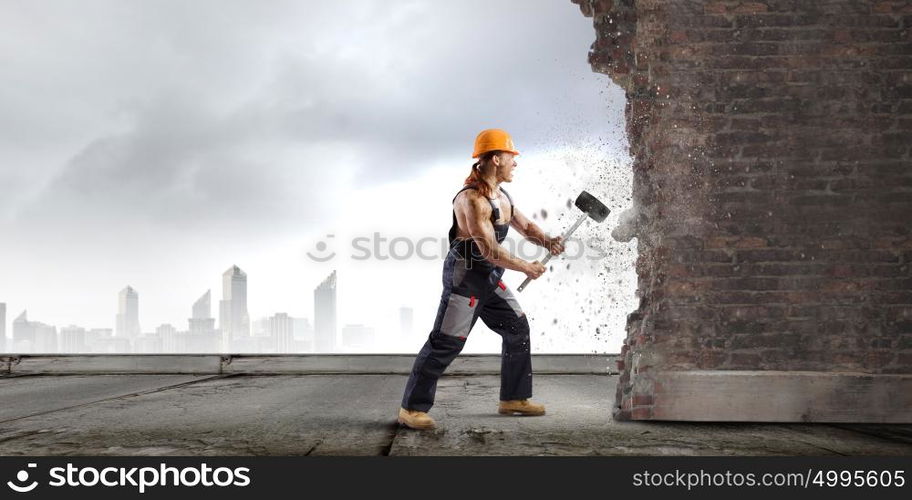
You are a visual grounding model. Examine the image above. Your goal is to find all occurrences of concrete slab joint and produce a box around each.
[220,356,233,374]
[0,354,616,376]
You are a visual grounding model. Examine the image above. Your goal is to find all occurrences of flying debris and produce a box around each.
[612,207,639,243]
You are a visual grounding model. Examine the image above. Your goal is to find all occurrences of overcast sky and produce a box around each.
[0,0,635,353]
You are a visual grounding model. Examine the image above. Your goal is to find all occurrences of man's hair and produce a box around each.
[464,150,501,198]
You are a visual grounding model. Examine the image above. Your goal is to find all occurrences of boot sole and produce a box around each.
[397,417,436,430]
[498,408,546,416]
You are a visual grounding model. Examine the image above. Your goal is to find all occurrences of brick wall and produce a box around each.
[572,0,912,421]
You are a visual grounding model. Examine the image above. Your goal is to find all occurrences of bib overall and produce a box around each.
[401,185,533,412]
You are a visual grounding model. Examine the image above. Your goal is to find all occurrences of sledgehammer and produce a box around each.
[517,190,610,292]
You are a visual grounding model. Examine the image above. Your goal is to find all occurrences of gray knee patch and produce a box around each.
[494,282,525,318]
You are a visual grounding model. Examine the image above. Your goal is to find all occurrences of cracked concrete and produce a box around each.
[0,374,909,456]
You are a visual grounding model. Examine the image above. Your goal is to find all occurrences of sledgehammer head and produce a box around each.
[575,190,610,223]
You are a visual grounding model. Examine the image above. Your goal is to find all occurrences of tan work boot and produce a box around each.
[498,399,546,416]
[398,407,437,430]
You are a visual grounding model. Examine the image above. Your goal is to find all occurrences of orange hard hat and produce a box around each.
[472,129,520,158]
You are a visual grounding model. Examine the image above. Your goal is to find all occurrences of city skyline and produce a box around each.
[0,1,636,354]
[0,266,407,354]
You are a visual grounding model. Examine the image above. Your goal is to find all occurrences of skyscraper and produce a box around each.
[115,286,140,340]
[314,270,337,353]
[189,290,216,334]
[189,289,218,353]
[0,302,5,353]
[192,290,211,320]
[219,265,250,349]
[12,310,34,352]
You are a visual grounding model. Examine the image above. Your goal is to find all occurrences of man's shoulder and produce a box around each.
[454,188,492,214]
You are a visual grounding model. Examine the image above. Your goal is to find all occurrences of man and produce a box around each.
[398,129,565,430]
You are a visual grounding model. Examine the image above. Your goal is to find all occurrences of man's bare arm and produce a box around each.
[510,207,565,256]
[457,193,535,275]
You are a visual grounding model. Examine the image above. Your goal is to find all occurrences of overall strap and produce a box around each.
[451,185,478,204]
[452,185,500,220]
[498,187,515,215]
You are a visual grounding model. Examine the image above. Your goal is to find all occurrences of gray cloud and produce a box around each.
[3,0,619,237]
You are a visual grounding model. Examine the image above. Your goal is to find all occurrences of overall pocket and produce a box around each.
[439,293,477,340]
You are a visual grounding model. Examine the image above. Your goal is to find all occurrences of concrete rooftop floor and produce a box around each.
[1,372,911,456]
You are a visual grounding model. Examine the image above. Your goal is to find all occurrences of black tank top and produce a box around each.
[447,185,513,266]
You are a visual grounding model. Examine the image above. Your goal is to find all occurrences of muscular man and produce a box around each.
[398,129,565,430]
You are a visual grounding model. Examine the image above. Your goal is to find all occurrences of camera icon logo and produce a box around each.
[306,234,336,262]
[7,463,38,493]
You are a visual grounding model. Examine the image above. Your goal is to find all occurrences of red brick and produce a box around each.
[633,394,655,407]
[576,0,912,418]
[631,407,654,420]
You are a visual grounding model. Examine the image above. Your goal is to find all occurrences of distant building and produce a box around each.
[293,317,312,338]
[342,324,375,352]
[33,323,58,353]
[231,336,267,354]
[251,316,268,337]
[314,271,337,353]
[219,266,250,350]
[85,328,113,353]
[188,290,218,353]
[115,286,141,339]
[160,326,179,353]
[192,290,211,321]
[134,332,163,354]
[156,324,177,342]
[10,311,58,352]
[182,330,220,353]
[252,316,276,354]
[159,323,214,353]
[293,317,314,353]
[93,336,132,353]
[269,313,294,352]
[12,310,35,352]
[59,325,87,353]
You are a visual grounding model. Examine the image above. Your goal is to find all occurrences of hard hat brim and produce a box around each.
[471,149,520,159]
